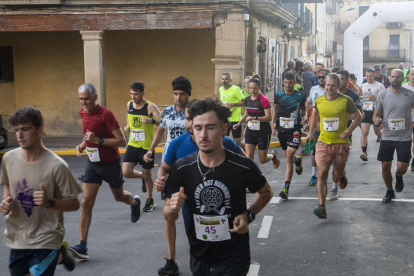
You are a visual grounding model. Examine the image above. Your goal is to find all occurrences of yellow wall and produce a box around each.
[0,29,215,136]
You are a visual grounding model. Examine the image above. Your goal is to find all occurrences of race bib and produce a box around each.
[389,118,405,131]
[86,147,100,162]
[247,120,260,131]
[194,214,231,242]
[280,117,294,129]
[323,118,339,131]
[131,129,145,141]
[363,101,374,111]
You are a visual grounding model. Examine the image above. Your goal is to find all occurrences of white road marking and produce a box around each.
[257,216,273,239]
[271,196,414,203]
[247,264,260,276]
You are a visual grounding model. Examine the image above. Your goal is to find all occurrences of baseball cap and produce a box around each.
[318,69,330,76]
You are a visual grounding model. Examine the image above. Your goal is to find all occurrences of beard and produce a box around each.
[200,148,213,154]
[391,82,402,89]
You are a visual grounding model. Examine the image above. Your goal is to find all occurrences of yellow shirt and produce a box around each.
[219,85,244,122]
[314,93,358,144]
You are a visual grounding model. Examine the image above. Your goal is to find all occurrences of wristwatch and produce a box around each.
[151,118,155,124]
[46,199,55,209]
[98,138,104,145]
[242,210,256,223]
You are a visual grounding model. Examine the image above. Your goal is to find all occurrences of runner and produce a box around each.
[306,69,329,186]
[1,106,82,275]
[306,74,362,218]
[234,75,280,168]
[360,68,385,161]
[155,99,245,276]
[381,64,389,77]
[143,76,190,164]
[399,63,409,84]
[302,61,317,97]
[363,65,390,88]
[163,97,273,275]
[329,69,364,200]
[71,83,140,260]
[123,81,161,212]
[242,76,252,98]
[272,71,307,200]
[402,67,414,171]
[374,69,414,202]
[219,72,244,147]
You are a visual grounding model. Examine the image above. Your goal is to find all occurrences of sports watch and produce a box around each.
[242,210,256,223]
[98,138,104,145]
[151,118,155,124]
[46,199,55,209]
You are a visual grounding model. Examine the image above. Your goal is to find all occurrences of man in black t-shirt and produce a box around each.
[164,97,273,276]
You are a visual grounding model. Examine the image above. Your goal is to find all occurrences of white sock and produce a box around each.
[312,166,318,176]
[332,182,338,190]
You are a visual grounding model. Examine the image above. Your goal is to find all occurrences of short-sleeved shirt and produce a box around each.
[164,132,241,167]
[361,82,385,113]
[245,94,272,135]
[0,148,82,249]
[302,70,316,97]
[314,93,359,144]
[274,90,306,132]
[343,88,362,110]
[219,85,244,122]
[403,83,414,92]
[159,105,187,161]
[308,86,326,107]
[164,150,267,265]
[375,88,414,141]
[363,76,390,88]
[242,88,251,98]
[80,105,121,162]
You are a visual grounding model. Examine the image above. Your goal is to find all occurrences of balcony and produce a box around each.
[363,49,410,62]
[386,22,403,29]
[336,21,350,33]
[250,0,300,27]
[307,35,318,55]
[285,4,313,37]
[325,41,337,56]
[326,0,337,15]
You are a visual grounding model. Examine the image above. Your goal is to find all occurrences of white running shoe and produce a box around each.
[329,189,339,201]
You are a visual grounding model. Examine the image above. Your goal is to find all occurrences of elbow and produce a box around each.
[120,139,127,148]
[70,199,80,212]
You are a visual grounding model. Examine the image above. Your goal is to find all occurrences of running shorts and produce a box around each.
[278,129,301,150]
[315,140,350,164]
[123,146,155,170]
[79,158,124,189]
[361,111,374,124]
[190,255,250,276]
[226,122,242,139]
[245,131,271,150]
[9,249,59,276]
[377,140,412,164]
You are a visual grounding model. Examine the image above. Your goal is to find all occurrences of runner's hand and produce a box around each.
[155,176,166,192]
[84,129,98,144]
[246,116,254,122]
[76,143,86,157]
[140,117,152,124]
[271,124,277,135]
[33,184,48,207]
[169,187,187,213]
[0,196,12,216]
[229,214,249,234]
[305,133,312,145]
[340,130,352,139]
[349,113,356,120]
[124,126,130,133]
[367,94,375,101]
[225,103,233,109]
[301,116,308,125]
[373,117,383,126]
[233,123,240,130]
[143,150,153,162]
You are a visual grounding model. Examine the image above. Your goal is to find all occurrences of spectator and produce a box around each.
[302,61,316,97]
[381,64,388,77]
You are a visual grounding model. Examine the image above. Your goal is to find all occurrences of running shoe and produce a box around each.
[329,189,339,201]
[382,190,396,203]
[69,243,88,260]
[308,175,317,186]
[338,175,348,189]
[142,178,147,193]
[313,205,327,219]
[158,258,180,276]
[395,172,404,192]
[131,195,141,223]
[59,242,76,271]
[279,188,289,200]
[271,150,280,169]
[360,152,368,161]
[376,136,381,142]
[299,150,309,156]
[294,155,303,175]
[143,198,155,212]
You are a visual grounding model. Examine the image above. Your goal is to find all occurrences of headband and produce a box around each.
[172,83,191,96]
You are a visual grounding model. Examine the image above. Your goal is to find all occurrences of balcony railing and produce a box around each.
[326,0,337,15]
[363,49,410,62]
[386,22,403,29]
[336,21,350,33]
[325,41,337,56]
[307,35,317,54]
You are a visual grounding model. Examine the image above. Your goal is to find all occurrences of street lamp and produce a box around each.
[339,7,355,14]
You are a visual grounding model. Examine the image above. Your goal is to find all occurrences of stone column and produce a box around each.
[80,31,106,106]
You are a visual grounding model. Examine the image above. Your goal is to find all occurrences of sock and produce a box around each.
[284,181,291,189]
[80,240,87,249]
[332,182,338,190]
[271,153,276,161]
[362,146,367,153]
[312,166,318,176]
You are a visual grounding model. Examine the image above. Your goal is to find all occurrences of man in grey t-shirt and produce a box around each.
[302,61,316,97]
[374,69,414,203]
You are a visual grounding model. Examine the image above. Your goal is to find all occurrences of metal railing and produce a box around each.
[325,41,337,56]
[363,49,410,62]
[326,0,337,15]
[307,35,317,54]
[386,22,403,29]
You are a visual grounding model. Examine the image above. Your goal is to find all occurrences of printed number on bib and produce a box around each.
[131,129,145,141]
[363,102,374,111]
[280,117,294,128]
[194,214,231,242]
[248,120,260,131]
[323,118,339,131]
[389,118,405,131]
[86,147,100,162]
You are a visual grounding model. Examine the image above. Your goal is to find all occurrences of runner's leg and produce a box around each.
[360,123,370,151]
[122,162,143,179]
[79,183,101,242]
[142,168,153,199]
[163,198,176,261]
[110,185,136,206]
[316,161,331,207]
[382,161,393,191]
[284,147,297,182]
[245,144,256,160]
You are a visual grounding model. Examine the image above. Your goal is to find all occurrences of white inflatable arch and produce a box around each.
[344,2,414,85]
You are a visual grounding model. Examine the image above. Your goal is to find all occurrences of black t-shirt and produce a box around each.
[164,150,267,264]
[344,88,362,110]
[245,94,272,135]
[274,90,306,132]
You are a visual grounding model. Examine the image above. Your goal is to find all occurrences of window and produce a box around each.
[0,47,14,82]
[388,35,400,57]
[363,36,369,60]
[290,46,295,60]
[359,6,369,17]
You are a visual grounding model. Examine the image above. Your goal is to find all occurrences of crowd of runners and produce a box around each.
[1,59,414,275]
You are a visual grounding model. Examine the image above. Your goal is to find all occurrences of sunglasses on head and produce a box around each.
[318,76,326,79]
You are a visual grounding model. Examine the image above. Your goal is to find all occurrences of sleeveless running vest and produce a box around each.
[127,100,155,150]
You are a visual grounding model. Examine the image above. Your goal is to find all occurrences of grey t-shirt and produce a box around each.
[375,88,414,141]
[302,70,315,97]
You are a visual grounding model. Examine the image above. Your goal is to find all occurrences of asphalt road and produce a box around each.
[1,128,414,276]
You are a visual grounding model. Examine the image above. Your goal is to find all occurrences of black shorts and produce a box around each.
[245,131,271,150]
[123,146,155,170]
[278,129,301,150]
[226,122,242,139]
[377,140,412,164]
[9,249,59,276]
[79,158,124,189]
[190,255,250,276]
[361,112,374,124]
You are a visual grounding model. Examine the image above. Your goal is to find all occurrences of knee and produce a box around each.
[259,156,267,164]
[143,170,152,179]
[81,198,95,210]
[122,167,133,178]
[286,154,294,163]
[361,130,369,137]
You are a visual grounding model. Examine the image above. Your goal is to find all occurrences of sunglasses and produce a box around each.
[318,76,326,79]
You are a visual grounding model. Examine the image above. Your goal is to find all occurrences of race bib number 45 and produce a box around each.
[194,214,231,242]
[323,118,339,131]
[389,118,405,131]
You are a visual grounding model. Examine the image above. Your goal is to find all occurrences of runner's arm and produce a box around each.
[234,111,249,128]
[272,104,279,125]
[1,185,12,216]
[256,108,271,122]
[308,108,319,135]
[246,181,273,215]
[347,110,363,133]
[155,162,172,192]
[124,104,130,133]
[357,86,363,96]
[148,126,166,153]
[306,100,313,111]
[99,128,127,148]
[147,103,162,126]
[372,109,383,126]
[228,99,245,108]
